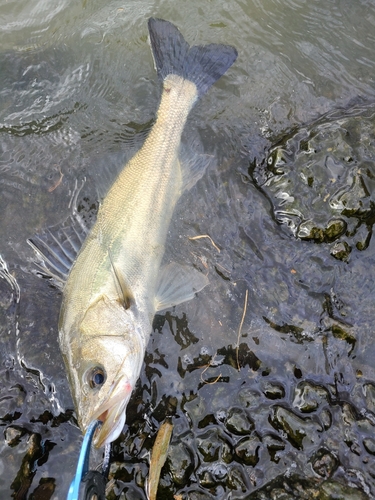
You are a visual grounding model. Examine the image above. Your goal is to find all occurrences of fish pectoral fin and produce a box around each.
[108,254,134,310]
[155,262,209,312]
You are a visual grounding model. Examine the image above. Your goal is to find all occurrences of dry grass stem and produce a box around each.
[188,234,220,253]
[48,168,64,192]
[216,262,231,275]
[236,289,248,371]
[200,354,222,384]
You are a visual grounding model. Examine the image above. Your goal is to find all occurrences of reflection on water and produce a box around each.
[1,0,375,498]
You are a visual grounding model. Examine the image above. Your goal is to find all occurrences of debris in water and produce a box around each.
[188,234,221,253]
[146,419,173,500]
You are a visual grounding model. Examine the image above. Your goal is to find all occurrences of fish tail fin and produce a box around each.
[148,18,237,98]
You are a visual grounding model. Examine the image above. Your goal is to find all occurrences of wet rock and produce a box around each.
[330,241,351,261]
[254,113,375,256]
[196,428,233,464]
[247,474,369,500]
[262,381,285,400]
[297,220,325,242]
[320,409,332,430]
[325,219,347,242]
[224,407,254,435]
[107,461,148,499]
[198,469,216,488]
[184,489,217,499]
[319,479,369,500]
[216,343,261,371]
[262,317,313,343]
[311,448,338,478]
[124,426,150,457]
[341,404,363,456]
[234,435,261,466]
[292,381,329,412]
[363,437,375,455]
[246,473,321,499]
[182,394,207,428]
[197,462,228,488]
[227,465,248,493]
[109,461,137,483]
[331,323,356,352]
[270,406,322,449]
[363,383,375,414]
[29,478,55,500]
[355,224,372,251]
[0,383,26,421]
[4,425,27,447]
[263,434,286,463]
[238,387,262,409]
[10,433,55,499]
[166,442,194,486]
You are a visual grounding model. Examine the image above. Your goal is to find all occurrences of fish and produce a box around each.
[29,18,237,447]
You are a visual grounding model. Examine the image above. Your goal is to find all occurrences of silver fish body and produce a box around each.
[61,76,200,446]
[31,18,237,447]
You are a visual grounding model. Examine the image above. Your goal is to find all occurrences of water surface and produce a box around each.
[1,0,375,498]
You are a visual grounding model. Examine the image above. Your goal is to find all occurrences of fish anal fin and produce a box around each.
[155,262,209,312]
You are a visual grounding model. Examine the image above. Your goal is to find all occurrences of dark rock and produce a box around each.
[331,241,351,261]
[262,381,285,400]
[311,448,338,478]
[270,406,322,450]
[293,381,329,413]
[363,437,375,456]
[196,428,233,464]
[234,435,261,466]
[224,407,254,435]
[166,442,194,486]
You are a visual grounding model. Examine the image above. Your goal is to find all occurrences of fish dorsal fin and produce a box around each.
[155,262,209,312]
[108,251,134,310]
[28,213,89,288]
[27,181,91,288]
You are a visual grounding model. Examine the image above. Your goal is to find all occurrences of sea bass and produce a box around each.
[30,18,237,447]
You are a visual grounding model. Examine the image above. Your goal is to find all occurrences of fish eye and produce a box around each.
[87,366,106,389]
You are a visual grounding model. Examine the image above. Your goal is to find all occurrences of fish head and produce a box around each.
[61,295,146,447]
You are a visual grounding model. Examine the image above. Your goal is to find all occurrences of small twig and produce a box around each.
[236,289,248,371]
[188,234,220,253]
[200,353,222,384]
[48,167,64,192]
[189,251,209,269]
[216,262,231,275]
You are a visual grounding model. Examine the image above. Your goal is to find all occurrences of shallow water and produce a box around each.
[1,0,375,498]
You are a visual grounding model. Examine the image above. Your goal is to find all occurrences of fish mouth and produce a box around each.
[86,377,133,448]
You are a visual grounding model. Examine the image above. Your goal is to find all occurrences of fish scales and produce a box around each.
[61,77,197,340]
[29,18,237,447]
